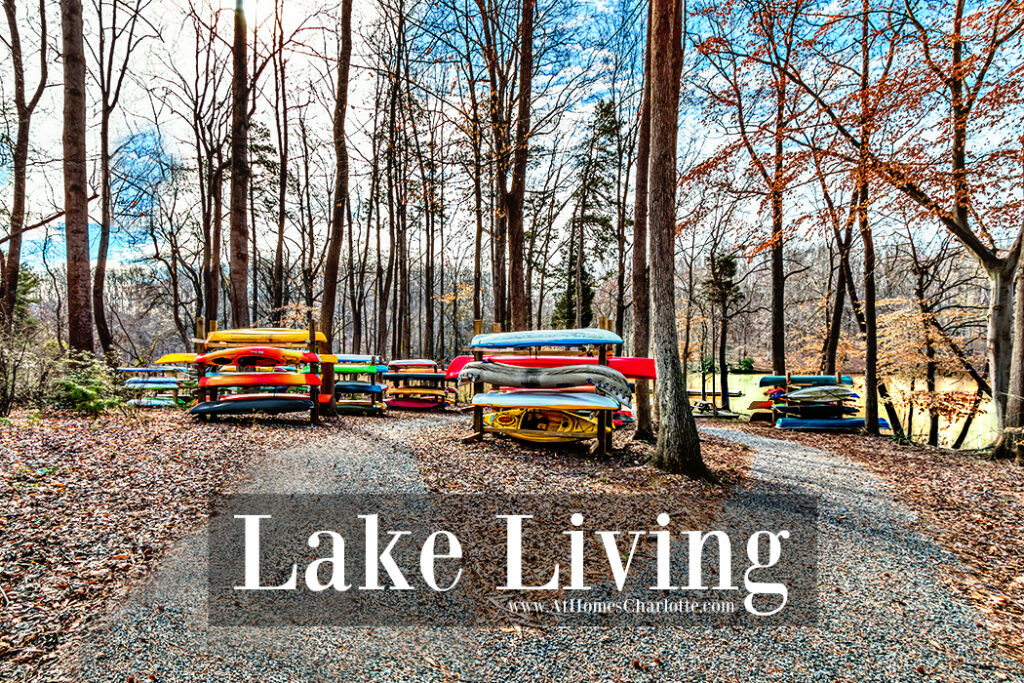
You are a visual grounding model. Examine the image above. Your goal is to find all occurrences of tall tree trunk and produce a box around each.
[631,4,654,440]
[271,24,288,323]
[719,315,730,412]
[1,0,48,329]
[61,0,93,352]
[93,113,114,355]
[320,0,353,344]
[648,0,706,478]
[227,0,250,328]
[769,80,786,374]
[858,0,879,436]
[506,0,534,331]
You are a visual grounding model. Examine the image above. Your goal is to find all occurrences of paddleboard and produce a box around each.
[483,408,604,443]
[472,390,619,411]
[470,328,623,349]
[190,398,314,416]
[759,375,854,387]
[458,361,631,407]
[195,346,319,367]
[784,385,859,402]
[199,373,320,388]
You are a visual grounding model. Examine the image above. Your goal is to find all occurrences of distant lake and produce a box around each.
[687,372,995,450]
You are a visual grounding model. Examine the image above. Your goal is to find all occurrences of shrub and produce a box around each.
[47,352,124,416]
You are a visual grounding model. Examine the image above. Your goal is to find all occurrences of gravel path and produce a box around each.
[67,419,1020,682]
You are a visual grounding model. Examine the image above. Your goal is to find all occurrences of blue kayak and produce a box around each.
[776,417,890,432]
[335,381,384,394]
[470,328,623,349]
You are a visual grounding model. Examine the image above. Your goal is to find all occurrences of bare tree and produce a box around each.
[227,0,249,327]
[1,0,48,328]
[61,0,94,352]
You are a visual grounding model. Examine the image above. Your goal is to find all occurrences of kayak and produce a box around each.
[125,377,182,386]
[117,367,185,374]
[335,381,384,394]
[470,328,623,350]
[748,400,774,410]
[759,375,854,388]
[190,398,314,416]
[332,363,383,374]
[205,328,327,345]
[484,355,655,380]
[387,387,450,399]
[195,346,320,367]
[383,371,448,382]
[773,403,859,419]
[336,399,387,414]
[785,385,859,402]
[472,390,619,412]
[199,372,320,388]
[458,362,631,407]
[385,397,446,410]
[155,353,197,365]
[483,408,604,443]
[389,359,439,370]
[218,393,311,401]
[128,397,180,407]
[777,417,890,432]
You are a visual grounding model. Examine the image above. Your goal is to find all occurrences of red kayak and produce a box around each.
[200,372,321,388]
[445,354,655,380]
[219,392,311,401]
[195,346,319,367]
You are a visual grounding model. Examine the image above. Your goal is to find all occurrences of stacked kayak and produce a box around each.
[118,365,190,408]
[333,354,387,415]
[385,359,451,410]
[461,328,639,448]
[756,374,890,432]
[190,344,321,423]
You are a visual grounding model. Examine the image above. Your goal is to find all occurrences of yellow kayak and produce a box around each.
[387,387,449,399]
[483,408,605,443]
[155,352,197,365]
[205,328,328,345]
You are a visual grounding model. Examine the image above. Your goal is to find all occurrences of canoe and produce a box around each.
[385,397,445,410]
[205,328,328,345]
[335,381,384,394]
[195,346,320,367]
[458,362,631,407]
[470,328,623,350]
[486,355,655,380]
[773,403,859,419]
[472,390,620,412]
[199,372,320,388]
[785,385,859,402]
[777,417,890,432]
[190,398,314,416]
[483,408,604,443]
[155,353,197,365]
[383,371,447,382]
[759,375,854,388]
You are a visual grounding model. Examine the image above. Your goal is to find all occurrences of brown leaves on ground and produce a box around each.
[736,421,1024,666]
[408,422,751,497]
[0,409,334,682]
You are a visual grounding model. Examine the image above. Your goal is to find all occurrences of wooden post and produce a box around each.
[492,322,501,333]
[474,319,483,336]
[463,348,485,443]
[195,316,205,354]
[595,343,610,456]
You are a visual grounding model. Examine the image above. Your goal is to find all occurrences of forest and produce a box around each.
[1,0,1023,456]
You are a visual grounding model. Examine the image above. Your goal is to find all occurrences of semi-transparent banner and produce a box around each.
[207,493,818,627]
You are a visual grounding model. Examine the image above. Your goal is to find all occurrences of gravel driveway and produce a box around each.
[67,419,1020,682]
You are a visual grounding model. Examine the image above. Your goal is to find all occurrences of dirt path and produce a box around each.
[64,419,1020,681]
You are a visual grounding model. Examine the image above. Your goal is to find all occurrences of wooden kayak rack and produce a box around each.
[192,316,334,424]
[461,317,620,456]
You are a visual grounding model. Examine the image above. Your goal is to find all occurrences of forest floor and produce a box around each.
[1,410,1022,681]
[726,420,1024,667]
